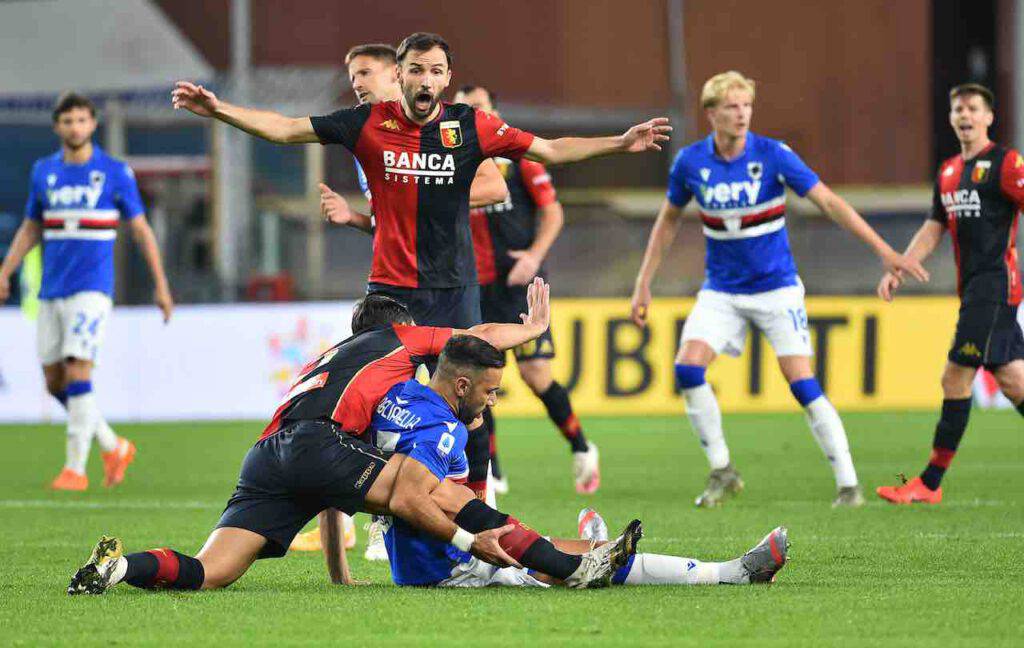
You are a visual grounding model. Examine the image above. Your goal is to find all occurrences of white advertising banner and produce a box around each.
[0,301,355,423]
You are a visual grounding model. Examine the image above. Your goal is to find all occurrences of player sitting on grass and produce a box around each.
[68,282,639,594]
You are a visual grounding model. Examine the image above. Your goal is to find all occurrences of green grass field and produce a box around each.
[1,412,1021,646]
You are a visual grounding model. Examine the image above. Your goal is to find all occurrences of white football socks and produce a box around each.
[65,393,97,474]
[93,418,119,453]
[805,396,858,488]
[618,553,748,585]
[682,384,730,469]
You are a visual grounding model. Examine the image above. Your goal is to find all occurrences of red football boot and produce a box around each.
[876,475,942,504]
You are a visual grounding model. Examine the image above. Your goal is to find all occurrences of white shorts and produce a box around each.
[681,283,812,358]
[37,291,113,365]
[438,557,549,588]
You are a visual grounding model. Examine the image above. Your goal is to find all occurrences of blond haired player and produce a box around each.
[631,71,928,507]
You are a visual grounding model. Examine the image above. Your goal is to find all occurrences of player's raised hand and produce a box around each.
[469,524,523,568]
[319,183,353,226]
[171,81,219,118]
[154,286,174,323]
[877,271,903,302]
[882,251,930,283]
[506,250,540,286]
[621,117,672,153]
[520,276,550,332]
[630,281,652,327]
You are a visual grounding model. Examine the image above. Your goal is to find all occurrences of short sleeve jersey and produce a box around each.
[260,324,452,440]
[928,143,1024,305]
[469,158,558,285]
[311,101,535,289]
[666,132,820,294]
[25,146,144,299]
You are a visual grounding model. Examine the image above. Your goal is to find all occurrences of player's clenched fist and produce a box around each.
[171,81,219,117]
[319,183,353,226]
[630,281,652,327]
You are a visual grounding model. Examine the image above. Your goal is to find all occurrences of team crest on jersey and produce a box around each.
[89,170,105,188]
[699,168,711,182]
[379,119,401,131]
[747,162,763,180]
[971,160,991,184]
[439,120,462,148]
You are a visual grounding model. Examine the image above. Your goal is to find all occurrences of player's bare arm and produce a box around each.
[171,81,319,144]
[469,159,509,208]
[384,454,520,568]
[318,182,373,233]
[318,508,361,585]
[128,216,174,323]
[0,218,42,302]
[877,219,945,302]
[804,183,930,283]
[630,200,686,326]
[507,200,564,286]
[458,277,550,347]
[525,117,672,165]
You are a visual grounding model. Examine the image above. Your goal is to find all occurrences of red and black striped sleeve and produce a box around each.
[393,325,454,359]
[519,160,557,208]
[475,109,534,160]
[310,104,372,150]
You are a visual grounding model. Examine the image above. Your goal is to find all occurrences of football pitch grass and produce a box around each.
[1,411,1021,646]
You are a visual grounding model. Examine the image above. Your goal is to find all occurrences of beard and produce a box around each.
[404,87,440,120]
[455,397,483,425]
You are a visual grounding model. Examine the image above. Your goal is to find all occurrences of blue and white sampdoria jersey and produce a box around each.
[25,146,144,299]
[667,132,820,294]
[371,379,471,586]
[355,159,371,200]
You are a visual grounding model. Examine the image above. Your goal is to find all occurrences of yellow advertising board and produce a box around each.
[494,297,959,415]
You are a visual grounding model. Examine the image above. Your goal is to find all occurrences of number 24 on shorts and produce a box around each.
[72,311,104,338]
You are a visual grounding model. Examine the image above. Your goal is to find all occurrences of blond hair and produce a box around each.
[700,71,756,109]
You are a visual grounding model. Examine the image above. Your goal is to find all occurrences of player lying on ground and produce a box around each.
[454,85,600,496]
[876,83,1024,505]
[380,506,786,587]
[68,283,639,593]
[630,71,929,508]
[0,92,173,491]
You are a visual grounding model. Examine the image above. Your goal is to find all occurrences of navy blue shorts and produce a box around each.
[367,283,482,328]
[216,420,389,558]
[948,302,1024,370]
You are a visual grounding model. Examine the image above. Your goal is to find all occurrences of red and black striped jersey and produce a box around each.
[260,324,453,440]
[469,159,557,286]
[311,101,535,289]
[929,143,1024,305]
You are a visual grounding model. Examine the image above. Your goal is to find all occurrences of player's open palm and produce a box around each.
[877,271,902,302]
[470,525,522,568]
[520,277,550,332]
[319,183,353,225]
[622,118,672,153]
[171,81,219,118]
[630,282,652,327]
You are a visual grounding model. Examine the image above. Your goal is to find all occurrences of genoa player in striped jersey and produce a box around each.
[877,84,1024,504]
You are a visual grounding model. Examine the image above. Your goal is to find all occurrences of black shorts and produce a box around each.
[948,302,1024,370]
[368,283,481,328]
[216,420,388,558]
[480,282,555,361]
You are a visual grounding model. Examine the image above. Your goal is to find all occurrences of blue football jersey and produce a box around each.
[355,159,371,200]
[25,146,144,299]
[371,379,471,586]
[666,132,820,294]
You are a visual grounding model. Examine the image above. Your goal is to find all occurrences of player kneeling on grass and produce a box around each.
[69,308,639,594]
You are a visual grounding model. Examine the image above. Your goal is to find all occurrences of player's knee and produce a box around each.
[674,364,706,390]
[789,377,824,407]
[676,340,714,365]
[940,366,974,398]
[994,368,1024,401]
[64,359,92,382]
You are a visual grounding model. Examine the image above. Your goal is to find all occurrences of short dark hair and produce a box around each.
[437,335,505,377]
[351,294,413,334]
[457,85,496,108]
[396,32,452,68]
[52,92,96,123]
[345,43,397,66]
[950,83,994,110]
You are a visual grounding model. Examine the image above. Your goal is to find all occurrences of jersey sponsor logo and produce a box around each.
[747,162,763,180]
[440,120,463,148]
[45,174,106,209]
[971,160,991,184]
[379,119,401,131]
[375,394,423,430]
[701,180,761,206]
[940,189,982,218]
[382,150,456,185]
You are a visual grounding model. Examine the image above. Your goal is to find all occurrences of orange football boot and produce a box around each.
[50,468,88,491]
[101,438,136,487]
[876,475,942,504]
